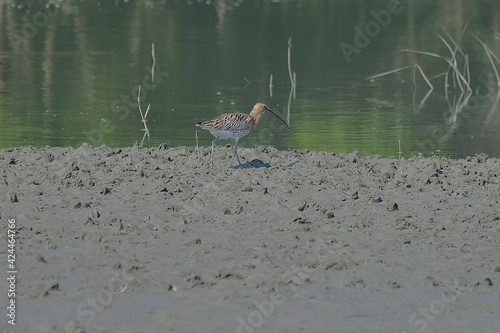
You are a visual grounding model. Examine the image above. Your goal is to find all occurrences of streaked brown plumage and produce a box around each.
[196,102,289,167]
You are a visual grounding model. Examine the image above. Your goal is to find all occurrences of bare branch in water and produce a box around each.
[137,85,151,147]
[151,43,156,83]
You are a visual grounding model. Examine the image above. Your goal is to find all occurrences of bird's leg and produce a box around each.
[233,138,242,167]
[210,137,218,167]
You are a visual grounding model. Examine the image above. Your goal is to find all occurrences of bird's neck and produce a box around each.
[249,110,263,124]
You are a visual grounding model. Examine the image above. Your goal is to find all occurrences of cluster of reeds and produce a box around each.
[367,25,500,119]
[137,43,155,147]
[368,25,500,158]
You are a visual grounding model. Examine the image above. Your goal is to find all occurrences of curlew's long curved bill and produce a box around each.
[264,106,290,129]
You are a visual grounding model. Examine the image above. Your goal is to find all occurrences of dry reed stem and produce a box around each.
[287,83,292,125]
[287,37,295,125]
[288,38,294,89]
[365,66,413,80]
[472,33,500,88]
[413,63,434,113]
[195,131,199,152]
[151,43,156,83]
[471,32,500,118]
[269,74,273,98]
[293,72,296,99]
[137,85,151,147]
[398,140,402,160]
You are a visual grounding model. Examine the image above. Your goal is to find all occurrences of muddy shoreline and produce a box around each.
[1,144,499,332]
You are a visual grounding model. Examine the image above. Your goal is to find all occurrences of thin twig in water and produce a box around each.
[401,48,472,99]
[471,32,500,118]
[464,54,470,86]
[243,77,250,88]
[413,63,434,92]
[398,140,402,160]
[444,70,449,100]
[288,38,294,88]
[151,43,156,83]
[365,66,413,80]
[441,23,468,59]
[293,72,297,99]
[195,131,199,152]
[367,62,435,113]
[439,24,468,93]
[413,63,434,113]
[438,35,462,93]
[472,33,500,88]
[269,74,273,98]
[434,27,471,121]
[287,82,293,125]
[287,37,295,125]
[137,85,151,147]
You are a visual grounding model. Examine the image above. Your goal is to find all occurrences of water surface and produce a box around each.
[0,0,499,158]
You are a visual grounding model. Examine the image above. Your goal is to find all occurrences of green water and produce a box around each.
[0,0,499,158]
